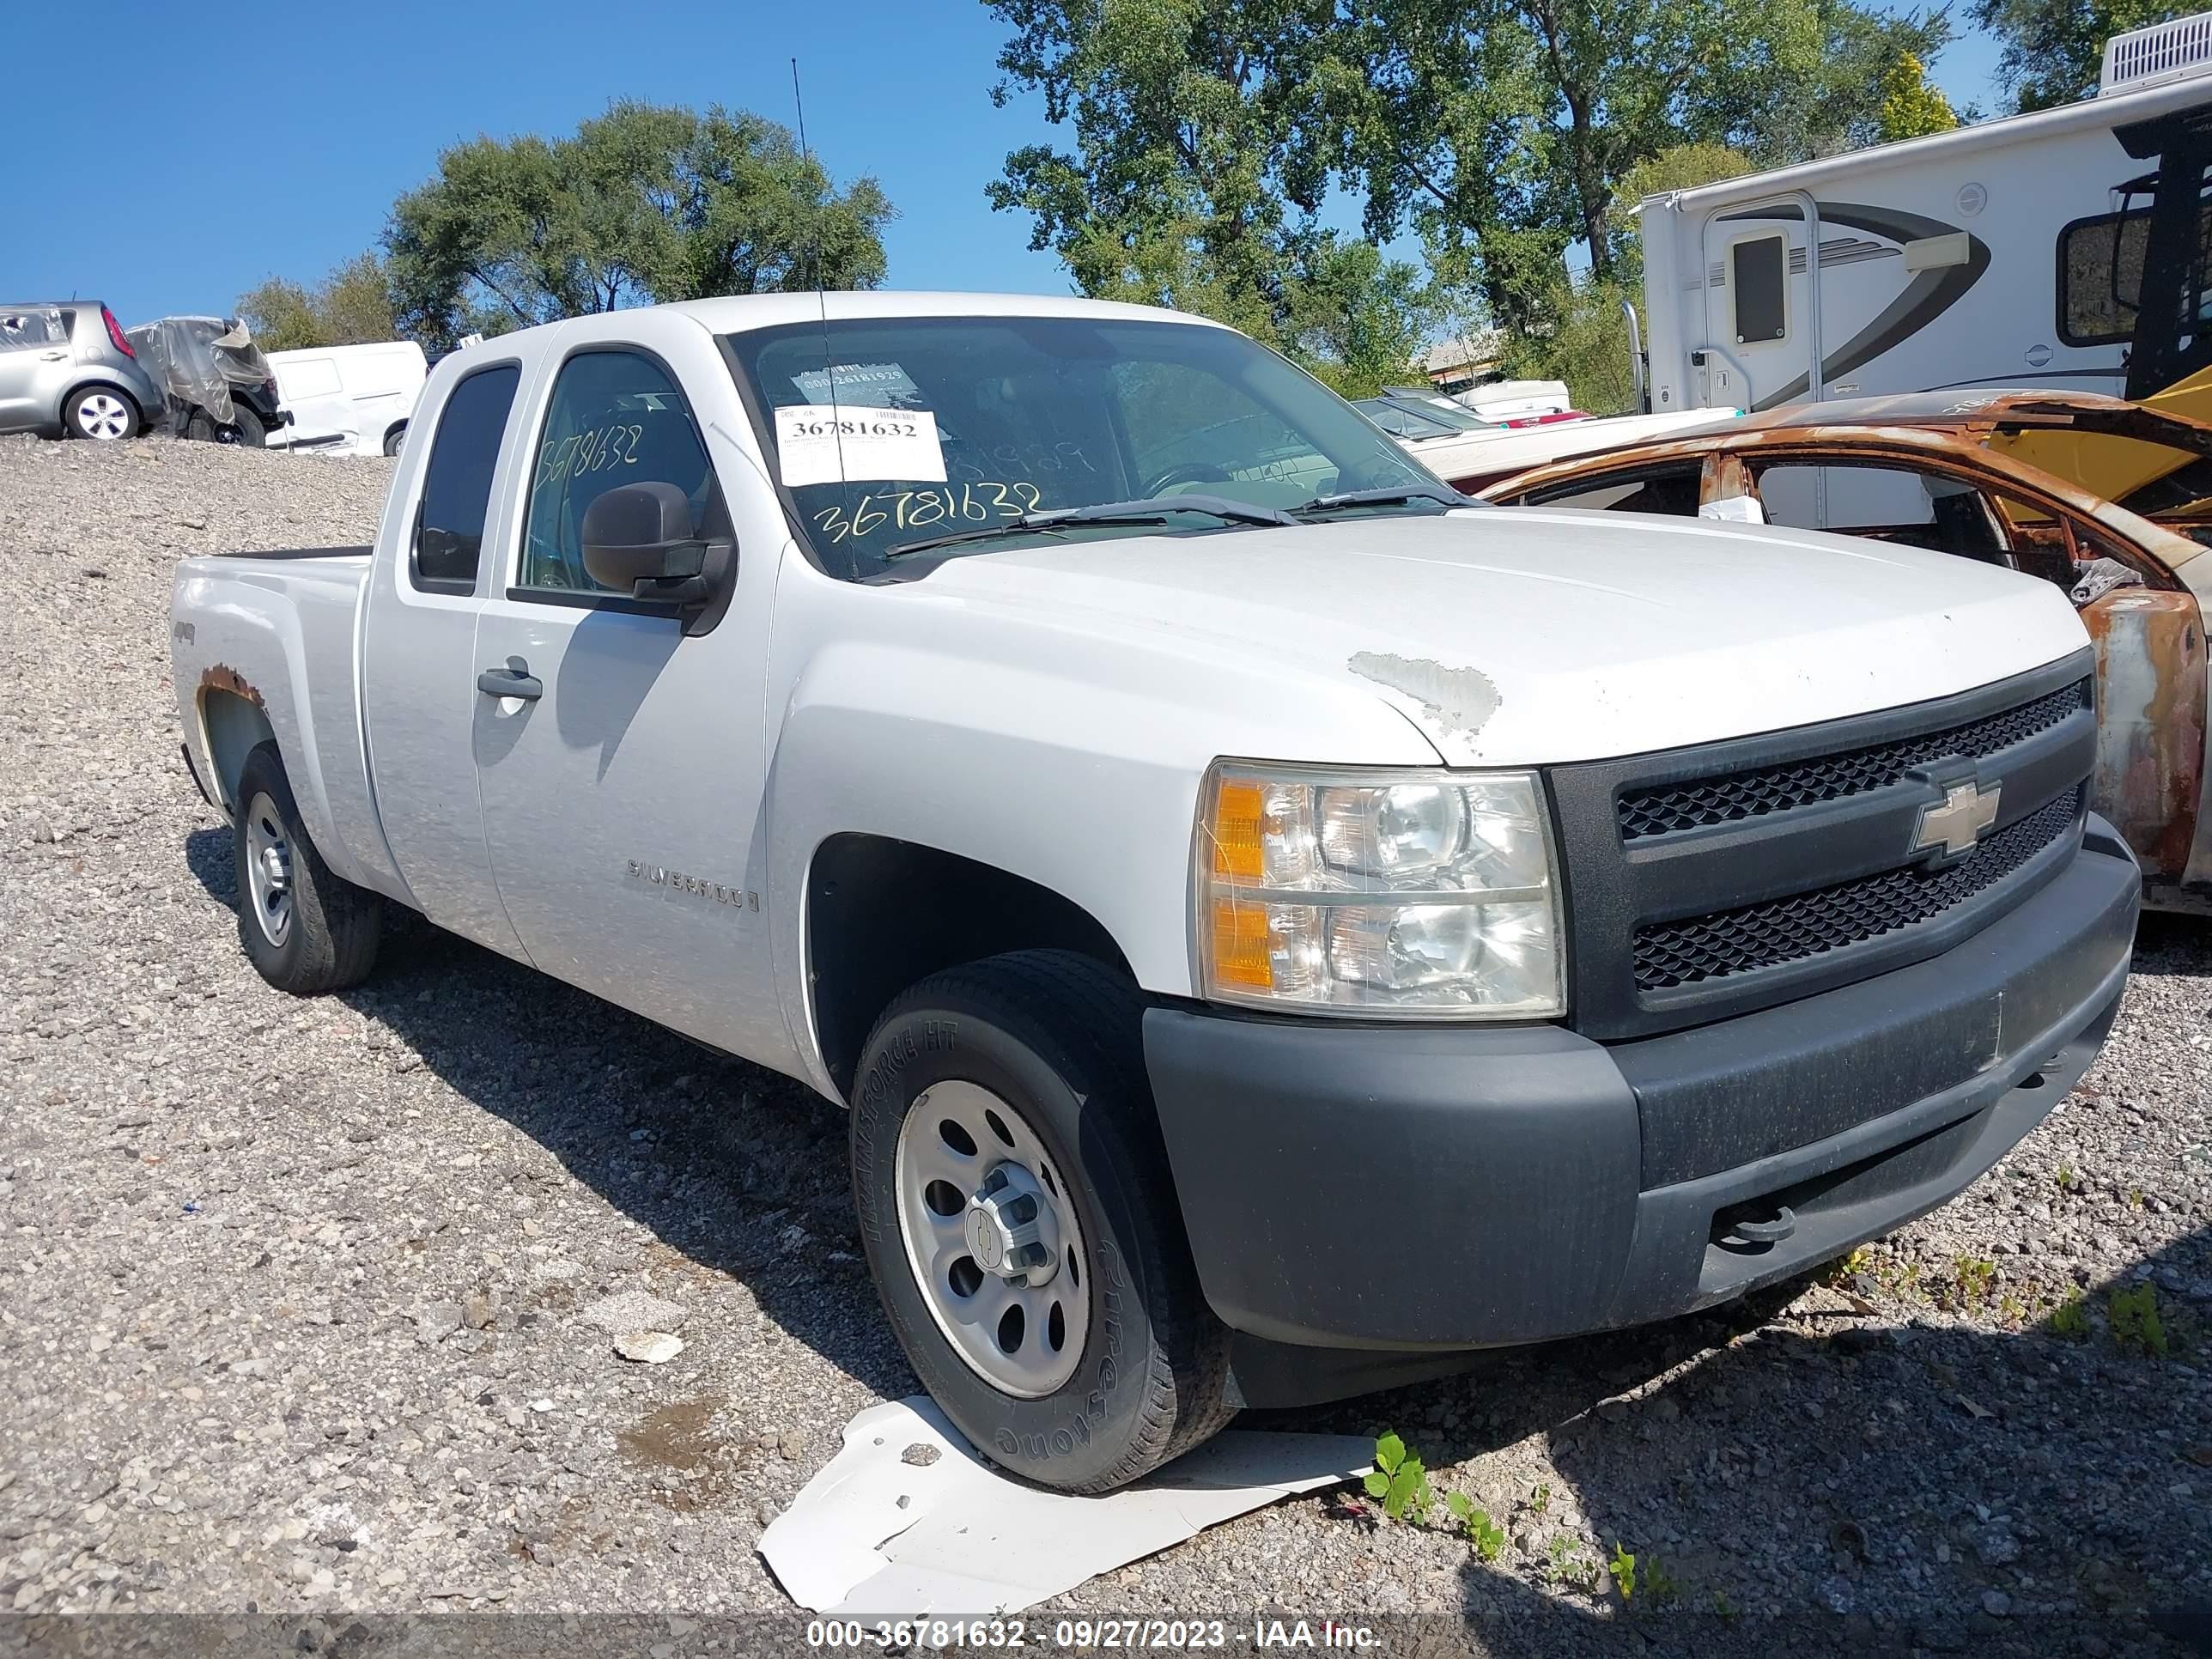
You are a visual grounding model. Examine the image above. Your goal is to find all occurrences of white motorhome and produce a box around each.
[267,340,427,458]
[1634,14,2212,460]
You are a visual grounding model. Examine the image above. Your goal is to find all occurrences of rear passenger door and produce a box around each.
[360,354,536,960]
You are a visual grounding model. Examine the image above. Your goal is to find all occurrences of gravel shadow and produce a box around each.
[182,826,918,1405]
[1417,1232,2212,1656]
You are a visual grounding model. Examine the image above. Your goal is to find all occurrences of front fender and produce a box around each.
[758,605,1439,1093]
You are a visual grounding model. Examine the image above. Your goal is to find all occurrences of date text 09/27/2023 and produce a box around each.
[804,1617,1383,1650]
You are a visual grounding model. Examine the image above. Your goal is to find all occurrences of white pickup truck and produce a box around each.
[170,293,2138,1494]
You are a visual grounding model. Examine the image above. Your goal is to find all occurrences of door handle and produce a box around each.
[38,350,66,361]
[477,665,543,701]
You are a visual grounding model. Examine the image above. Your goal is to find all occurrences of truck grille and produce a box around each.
[1545,651,2100,1041]
[1632,792,2082,990]
[1617,678,2090,840]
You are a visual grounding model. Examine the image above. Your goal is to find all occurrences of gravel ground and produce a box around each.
[3,435,2210,1655]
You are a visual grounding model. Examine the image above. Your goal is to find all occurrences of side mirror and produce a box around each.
[580,481,727,611]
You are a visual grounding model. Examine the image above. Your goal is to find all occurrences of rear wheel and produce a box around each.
[233,742,380,994]
[382,424,405,458]
[850,950,1233,1492]
[233,408,266,448]
[185,410,216,443]
[64,386,137,441]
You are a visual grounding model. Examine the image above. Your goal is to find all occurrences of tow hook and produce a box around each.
[1714,1202,1797,1251]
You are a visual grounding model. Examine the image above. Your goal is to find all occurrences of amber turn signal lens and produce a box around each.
[1210,779,1266,880]
[1209,898,1275,988]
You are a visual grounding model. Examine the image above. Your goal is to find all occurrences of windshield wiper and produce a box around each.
[1292,483,1477,514]
[884,494,1299,561]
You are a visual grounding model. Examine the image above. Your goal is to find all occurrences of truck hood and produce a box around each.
[908,508,2090,767]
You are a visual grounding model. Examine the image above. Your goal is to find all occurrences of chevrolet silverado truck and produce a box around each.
[169,294,2139,1494]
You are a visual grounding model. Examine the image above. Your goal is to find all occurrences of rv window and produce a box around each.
[1732,236,1787,345]
[2058,210,2150,345]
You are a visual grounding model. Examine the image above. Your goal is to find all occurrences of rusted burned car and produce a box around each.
[1474,392,2212,909]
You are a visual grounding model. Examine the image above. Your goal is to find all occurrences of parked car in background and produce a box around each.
[0,301,166,441]
[127,316,289,447]
[1380,405,1741,490]
[170,293,2134,1494]
[1397,378,1577,424]
[267,340,426,457]
[1477,390,2212,909]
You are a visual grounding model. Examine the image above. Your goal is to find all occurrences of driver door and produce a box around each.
[471,324,782,1055]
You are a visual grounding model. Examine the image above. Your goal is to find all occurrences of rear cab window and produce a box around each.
[410,364,522,593]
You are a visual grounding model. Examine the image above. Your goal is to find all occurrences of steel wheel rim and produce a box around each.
[894,1079,1091,1398]
[76,393,130,441]
[243,792,294,948]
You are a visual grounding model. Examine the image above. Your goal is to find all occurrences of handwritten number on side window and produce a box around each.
[535,422,644,489]
[811,481,1043,544]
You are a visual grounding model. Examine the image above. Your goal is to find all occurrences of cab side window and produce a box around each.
[411,363,521,593]
[520,350,722,597]
[1757,463,2014,566]
[1521,466,1702,514]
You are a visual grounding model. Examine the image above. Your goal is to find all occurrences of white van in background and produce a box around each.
[266,341,426,458]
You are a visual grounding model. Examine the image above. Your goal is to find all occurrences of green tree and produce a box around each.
[235,278,322,353]
[236,252,400,351]
[985,0,1440,391]
[1322,0,1952,331]
[1876,50,1960,138]
[1971,0,2183,110]
[385,101,894,351]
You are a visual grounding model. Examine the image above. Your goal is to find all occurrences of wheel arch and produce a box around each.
[198,684,277,817]
[803,832,1136,1098]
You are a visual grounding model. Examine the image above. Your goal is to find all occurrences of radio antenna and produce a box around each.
[791,58,846,488]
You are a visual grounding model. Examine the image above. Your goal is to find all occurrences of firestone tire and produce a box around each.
[233,741,380,995]
[850,950,1234,1493]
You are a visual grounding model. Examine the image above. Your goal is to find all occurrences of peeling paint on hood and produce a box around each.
[1348,651,1503,743]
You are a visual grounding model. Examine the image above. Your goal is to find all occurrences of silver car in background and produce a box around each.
[0,301,166,441]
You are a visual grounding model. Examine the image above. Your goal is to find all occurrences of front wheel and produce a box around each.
[850,950,1233,1492]
[382,424,405,458]
[233,742,380,994]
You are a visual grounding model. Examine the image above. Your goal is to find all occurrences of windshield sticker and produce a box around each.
[775,404,947,486]
[789,362,921,407]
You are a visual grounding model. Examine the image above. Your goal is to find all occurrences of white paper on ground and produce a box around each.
[775,404,946,486]
[758,1396,1371,1618]
[1697,492,1765,524]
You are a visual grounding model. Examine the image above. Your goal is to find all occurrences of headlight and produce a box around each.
[1194,761,1565,1018]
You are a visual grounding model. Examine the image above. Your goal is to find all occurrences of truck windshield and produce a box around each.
[722,315,1451,579]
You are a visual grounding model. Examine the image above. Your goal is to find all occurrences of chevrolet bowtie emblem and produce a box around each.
[1912,778,2002,861]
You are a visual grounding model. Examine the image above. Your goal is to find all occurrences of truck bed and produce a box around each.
[205,544,373,562]
[170,544,398,901]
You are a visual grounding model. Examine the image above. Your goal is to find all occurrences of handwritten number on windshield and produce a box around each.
[813,481,1043,544]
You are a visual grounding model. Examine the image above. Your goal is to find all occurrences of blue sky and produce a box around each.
[1,0,2008,329]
